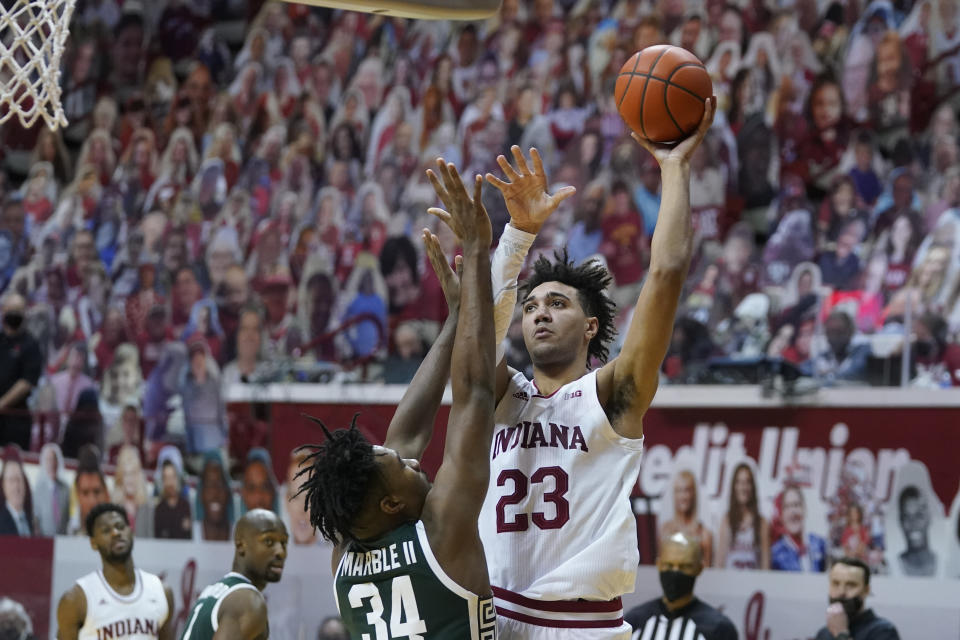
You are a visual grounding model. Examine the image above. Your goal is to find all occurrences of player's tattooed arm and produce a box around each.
[382,232,462,461]
[55,584,86,640]
[159,586,176,640]
[598,97,716,438]
[213,589,269,640]
[603,374,637,427]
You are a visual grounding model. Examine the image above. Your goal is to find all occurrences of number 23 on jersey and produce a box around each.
[496,466,570,533]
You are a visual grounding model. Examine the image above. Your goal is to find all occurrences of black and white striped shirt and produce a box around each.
[625,597,738,640]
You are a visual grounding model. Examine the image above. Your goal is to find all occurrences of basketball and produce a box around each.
[615,45,712,144]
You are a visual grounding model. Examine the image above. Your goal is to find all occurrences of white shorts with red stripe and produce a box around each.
[492,587,633,640]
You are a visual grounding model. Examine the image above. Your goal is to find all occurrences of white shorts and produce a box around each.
[495,617,633,640]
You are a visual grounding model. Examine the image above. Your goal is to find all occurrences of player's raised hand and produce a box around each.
[485,146,576,234]
[426,158,492,250]
[422,228,462,314]
[632,96,716,167]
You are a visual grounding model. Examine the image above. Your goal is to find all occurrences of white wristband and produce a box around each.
[492,223,536,361]
[498,222,537,253]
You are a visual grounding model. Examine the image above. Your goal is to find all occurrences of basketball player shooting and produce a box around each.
[295,161,498,638]
[180,509,289,640]
[56,503,175,640]
[477,96,716,639]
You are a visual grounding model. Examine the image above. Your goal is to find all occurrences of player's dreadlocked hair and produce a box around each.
[521,248,618,364]
[294,413,381,544]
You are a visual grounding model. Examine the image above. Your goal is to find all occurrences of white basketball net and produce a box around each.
[0,0,77,130]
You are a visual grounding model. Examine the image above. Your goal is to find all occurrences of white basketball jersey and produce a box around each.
[478,369,644,603]
[76,569,169,640]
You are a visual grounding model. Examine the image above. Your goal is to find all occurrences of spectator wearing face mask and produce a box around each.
[0,294,42,450]
[814,557,900,640]
[625,531,738,640]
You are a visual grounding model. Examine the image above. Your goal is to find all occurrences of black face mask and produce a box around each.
[915,340,935,358]
[659,570,696,602]
[830,596,864,621]
[4,312,23,331]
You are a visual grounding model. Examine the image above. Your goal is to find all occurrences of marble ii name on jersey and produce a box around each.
[340,540,420,578]
[193,580,234,605]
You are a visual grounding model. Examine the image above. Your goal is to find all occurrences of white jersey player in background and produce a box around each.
[57,502,175,640]
[478,96,716,639]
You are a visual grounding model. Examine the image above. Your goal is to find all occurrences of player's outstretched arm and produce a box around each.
[158,586,176,640]
[212,589,268,640]
[597,97,716,439]
[486,146,576,402]
[422,158,495,592]
[382,238,462,461]
[56,585,86,640]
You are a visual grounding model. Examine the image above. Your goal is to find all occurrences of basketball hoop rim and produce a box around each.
[275,0,502,21]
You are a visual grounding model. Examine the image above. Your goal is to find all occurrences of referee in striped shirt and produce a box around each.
[626,532,738,640]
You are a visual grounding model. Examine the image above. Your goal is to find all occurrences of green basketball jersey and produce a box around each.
[180,572,265,640]
[334,521,496,639]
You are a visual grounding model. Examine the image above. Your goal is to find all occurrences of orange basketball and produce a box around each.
[615,45,712,144]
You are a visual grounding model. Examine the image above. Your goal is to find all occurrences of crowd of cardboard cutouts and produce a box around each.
[1,0,960,528]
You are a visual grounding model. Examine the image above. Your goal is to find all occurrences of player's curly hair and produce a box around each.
[294,413,382,544]
[85,502,129,537]
[521,248,618,364]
